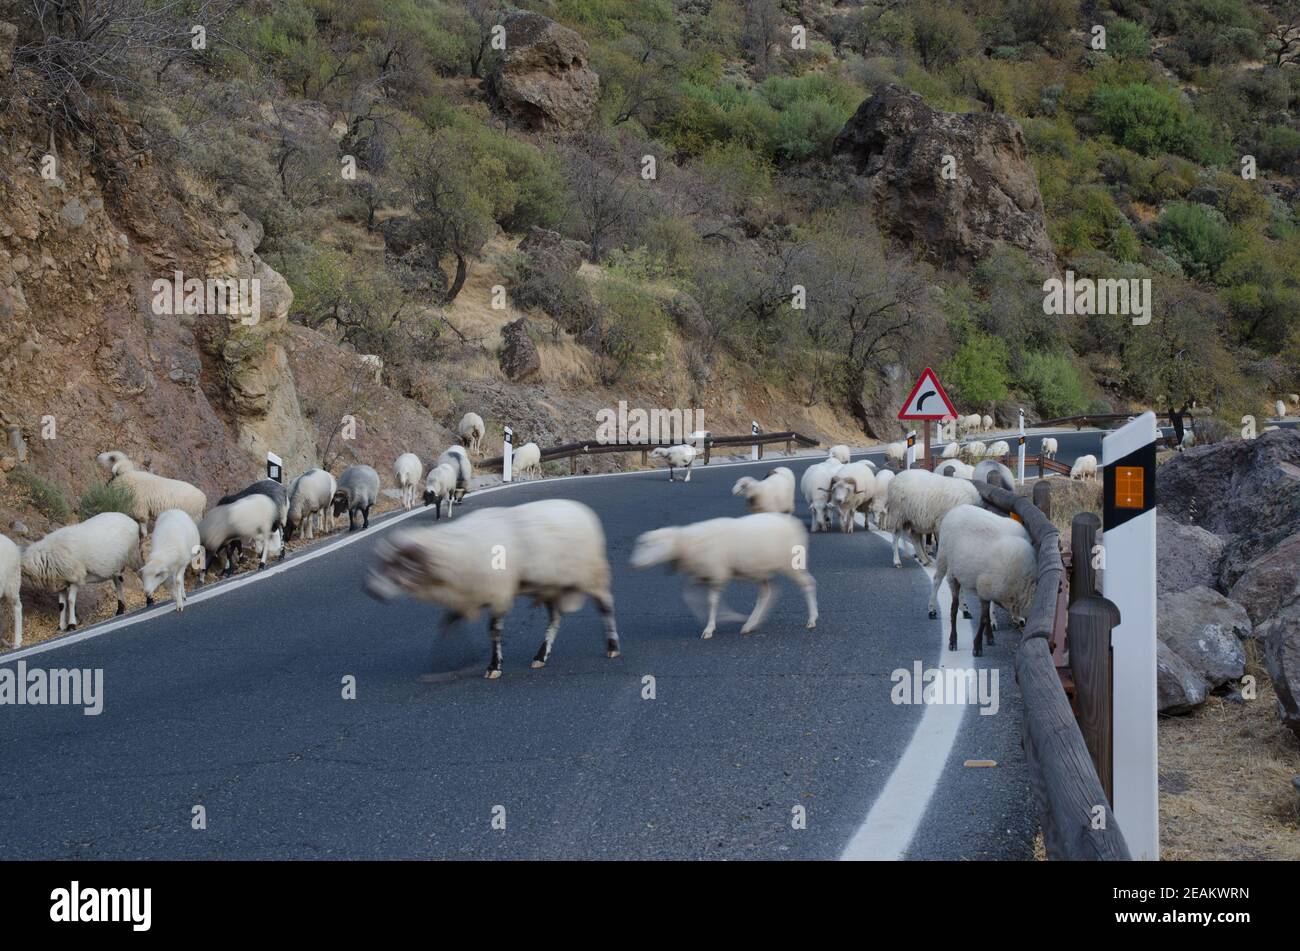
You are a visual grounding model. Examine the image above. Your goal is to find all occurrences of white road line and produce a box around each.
[839,530,974,861]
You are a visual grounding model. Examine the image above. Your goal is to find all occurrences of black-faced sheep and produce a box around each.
[333,465,380,531]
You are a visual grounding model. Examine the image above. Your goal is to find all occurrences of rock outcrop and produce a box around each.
[1157,586,1249,689]
[1158,514,1225,594]
[488,11,599,133]
[518,226,585,274]
[832,84,1055,270]
[1157,640,1209,714]
[1258,598,1300,739]
[1229,532,1300,627]
[498,317,541,382]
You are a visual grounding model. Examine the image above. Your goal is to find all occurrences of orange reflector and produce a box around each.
[1010,512,1022,523]
[1115,465,1145,508]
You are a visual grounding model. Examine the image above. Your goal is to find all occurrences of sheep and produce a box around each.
[458,412,486,456]
[935,459,975,479]
[1070,453,1098,481]
[21,512,144,631]
[958,414,982,434]
[732,467,796,515]
[333,464,381,531]
[393,453,424,511]
[1275,400,1288,419]
[1289,394,1299,406]
[962,440,986,462]
[217,478,289,564]
[986,440,1011,459]
[423,464,459,519]
[868,468,894,530]
[95,451,206,534]
[630,513,817,638]
[197,494,278,583]
[941,442,960,459]
[651,444,697,482]
[285,469,336,542]
[828,444,852,464]
[884,442,907,467]
[511,441,542,481]
[364,499,620,679]
[928,504,1036,656]
[829,462,878,533]
[884,468,981,568]
[1041,437,1058,460]
[360,353,383,384]
[139,509,201,612]
[981,414,994,432]
[800,458,842,533]
[1,534,21,647]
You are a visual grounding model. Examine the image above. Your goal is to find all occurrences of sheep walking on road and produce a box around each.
[1041,437,1058,460]
[394,453,424,511]
[651,444,697,482]
[829,462,877,533]
[286,469,336,541]
[459,413,486,456]
[198,494,279,583]
[334,465,381,531]
[732,467,796,515]
[1,534,21,647]
[423,464,459,519]
[511,442,542,481]
[630,513,817,639]
[140,509,201,612]
[21,512,144,631]
[436,446,473,500]
[884,468,981,568]
[96,451,206,535]
[800,458,842,533]
[365,499,621,679]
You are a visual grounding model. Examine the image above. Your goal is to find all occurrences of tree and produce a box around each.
[563,130,642,263]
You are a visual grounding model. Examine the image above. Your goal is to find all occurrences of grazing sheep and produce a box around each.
[732,467,796,515]
[981,414,993,432]
[423,464,459,519]
[941,442,960,459]
[364,499,621,679]
[828,444,852,464]
[800,458,843,533]
[360,353,383,384]
[928,504,1036,656]
[651,444,697,482]
[959,414,983,434]
[1275,400,1288,418]
[973,459,1016,489]
[436,445,473,500]
[95,451,206,533]
[286,469,337,542]
[140,509,201,612]
[962,440,986,462]
[884,442,907,467]
[986,440,1011,459]
[935,459,975,479]
[21,512,144,631]
[1070,453,1098,481]
[884,468,981,568]
[458,412,486,456]
[218,478,289,563]
[829,462,878,533]
[511,441,543,481]
[1041,437,1058,460]
[868,468,895,530]
[630,513,817,638]
[197,494,278,583]
[333,465,381,531]
[393,453,424,511]
[1,534,21,647]
[1289,394,1299,406]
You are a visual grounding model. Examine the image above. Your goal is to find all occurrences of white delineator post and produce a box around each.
[905,430,916,469]
[1100,411,1159,860]
[1017,409,1026,485]
[502,426,514,483]
[266,451,283,484]
[751,421,759,461]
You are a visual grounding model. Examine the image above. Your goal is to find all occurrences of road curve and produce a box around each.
[0,431,1107,859]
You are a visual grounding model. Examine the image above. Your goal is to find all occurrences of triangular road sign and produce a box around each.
[898,367,958,420]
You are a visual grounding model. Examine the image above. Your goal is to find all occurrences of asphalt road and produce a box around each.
[2,430,1107,859]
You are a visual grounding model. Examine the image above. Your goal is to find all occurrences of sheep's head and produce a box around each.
[364,530,456,606]
[139,559,171,600]
[731,477,755,497]
[630,528,678,569]
[331,490,349,517]
[96,450,132,476]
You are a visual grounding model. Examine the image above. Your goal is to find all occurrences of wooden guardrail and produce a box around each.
[973,480,1130,860]
[477,431,821,474]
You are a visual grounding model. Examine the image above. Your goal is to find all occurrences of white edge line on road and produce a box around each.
[839,529,974,861]
[1,428,1095,665]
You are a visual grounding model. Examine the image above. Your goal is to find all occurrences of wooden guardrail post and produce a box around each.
[1068,594,1117,805]
[1069,512,1101,604]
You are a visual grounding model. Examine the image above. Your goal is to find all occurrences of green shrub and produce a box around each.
[1017,351,1087,419]
[944,333,1010,406]
[8,468,71,521]
[78,481,137,521]
[1154,202,1240,279]
[1106,19,1150,61]
[1090,83,1222,162]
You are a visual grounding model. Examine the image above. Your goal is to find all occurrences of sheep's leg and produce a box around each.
[531,603,563,669]
[928,557,946,619]
[349,508,359,532]
[433,498,442,521]
[485,614,504,679]
[67,584,78,630]
[790,570,818,629]
[9,594,21,648]
[702,585,721,639]
[909,530,932,566]
[114,575,126,615]
[892,529,904,568]
[257,532,269,570]
[684,462,691,482]
[741,581,773,635]
[362,505,371,530]
[596,590,620,657]
[948,579,960,651]
[668,464,675,482]
[972,602,992,657]
[58,591,68,631]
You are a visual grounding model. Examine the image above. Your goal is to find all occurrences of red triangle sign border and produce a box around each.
[898,367,958,420]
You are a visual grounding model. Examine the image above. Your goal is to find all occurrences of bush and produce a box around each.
[8,468,71,521]
[1106,19,1150,61]
[944,333,1010,406]
[78,481,137,521]
[1090,83,1222,162]
[1154,202,1240,279]
[1017,351,1087,419]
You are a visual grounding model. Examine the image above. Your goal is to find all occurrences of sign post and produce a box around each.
[751,421,760,461]
[898,367,957,471]
[266,451,283,484]
[1101,411,1159,860]
[1017,409,1026,485]
[502,426,514,483]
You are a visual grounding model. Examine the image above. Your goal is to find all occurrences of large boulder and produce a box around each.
[518,226,584,274]
[832,84,1055,270]
[498,317,541,382]
[1258,598,1300,739]
[488,12,599,133]
[1157,514,1225,594]
[1155,428,1300,588]
[1157,640,1209,714]
[1228,532,1300,626]
[1158,586,1249,688]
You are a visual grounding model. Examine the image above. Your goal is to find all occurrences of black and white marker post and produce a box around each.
[905,430,916,468]
[502,426,514,483]
[751,421,759,461]
[1100,410,1159,860]
[266,451,283,484]
[1016,409,1026,485]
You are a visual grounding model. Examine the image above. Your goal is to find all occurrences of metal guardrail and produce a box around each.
[477,431,821,474]
[974,480,1130,861]
[1037,409,1209,430]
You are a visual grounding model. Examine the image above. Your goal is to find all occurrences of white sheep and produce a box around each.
[1,534,21,647]
[884,468,981,568]
[630,512,817,638]
[21,512,144,631]
[1070,453,1098,481]
[458,412,486,456]
[828,444,851,464]
[962,440,986,462]
[1275,400,1287,419]
[959,414,983,434]
[928,504,1036,656]
[286,469,336,541]
[364,499,621,679]
[800,458,842,533]
[333,465,381,531]
[986,440,1011,459]
[423,464,459,519]
[981,414,994,432]
[511,441,542,481]
[393,453,424,511]
[217,478,289,565]
[941,442,960,459]
[1041,437,1058,460]
[437,445,473,501]
[884,442,907,467]
[197,494,278,583]
[935,459,975,479]
[829,462,878,533]
[732,467,796,515]
[1289,393,1299,406]
[868,468,895,530]
[360,353,383,384]
[95,451,206,534]
[140,509,201,613]
[651,444,697,482]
